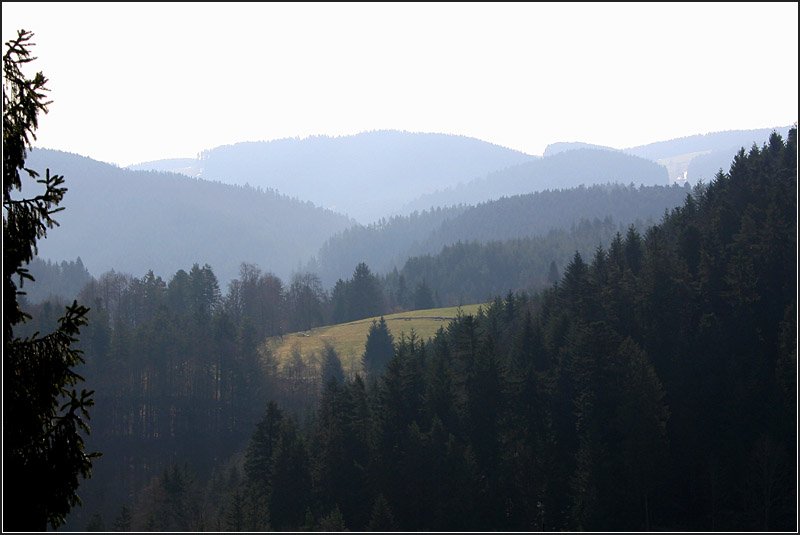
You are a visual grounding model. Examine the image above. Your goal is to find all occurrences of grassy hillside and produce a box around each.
[264,303,485,373]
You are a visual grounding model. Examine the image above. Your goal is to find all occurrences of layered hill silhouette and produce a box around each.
[311,182,692,287]
[402,148,669,213]
[129,130,536,223]
[624,125,794,183]
[542,126,794,182]
[127,127,792,227]
[27,126,792,291]
[23,149,354,287]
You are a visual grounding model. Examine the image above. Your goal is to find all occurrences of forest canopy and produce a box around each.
[24,127,795,531]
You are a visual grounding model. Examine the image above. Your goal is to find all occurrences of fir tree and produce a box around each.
[3,29,98,531]
[362,316,395,380]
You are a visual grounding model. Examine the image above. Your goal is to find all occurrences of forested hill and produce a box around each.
[127,157,201,177]
[314,182,690,287]
[624,125,794,183]
[543,141,617,156]
[129,130,536,223]
[23,149,354,286]
[310,204,469,287]
[623,126,794,161]
[82,127,794,532]
[43,130,795,532]
[404,147,668,211]
[541,125,795,183]
[226,128,794,532]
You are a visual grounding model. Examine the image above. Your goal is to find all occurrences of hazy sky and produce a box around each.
[3,2,797,167]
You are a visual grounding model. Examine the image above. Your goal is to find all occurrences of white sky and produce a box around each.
[3,2,798,167]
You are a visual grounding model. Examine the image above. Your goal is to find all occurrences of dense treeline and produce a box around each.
[310,205,468,287]
[36,130,796,531]
[21,259,400,530]
[421,182,689,246]
[390,216,634,307]
[19,256,92,304]
[405,147,669,212]
[138,129,793,531]
[115,126,797,531]
[314,182,690,286]
[20,263,270,530]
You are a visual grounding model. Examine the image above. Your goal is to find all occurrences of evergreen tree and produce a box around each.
[311,378,347,517]
[547,259,560,286]
[396,273,409,309]
[317,505,347,531]
[348,262,383,320]
[362,316,395,380]
[86,513,105,532]
[286,272,325,332]
[624,224,643,274]
[111,505,132,531]
[412,279,435,310]
[269,418,312,530]
[330,278,350,324]
[368,494,398,531]
[224,490,245,532]
[424,328,458,433]
[320,342,345,385]
[3,29,98,531]
[244,400,284,528]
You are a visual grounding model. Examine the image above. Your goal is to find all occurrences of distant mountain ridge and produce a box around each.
[29,126,792,290]
[622,126,793,160]
[128,157,202,177]
[23,149,354,287]
[403,148,669,212]
[312,182,691,287]
[126,126,793,220]
[542,126,794,182]
[543,141,617,156]
[624,125,794,183]
[128,130,536,223]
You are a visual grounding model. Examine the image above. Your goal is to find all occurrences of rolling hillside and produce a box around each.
[263,303,485,373]
[129,130,536,223]
[313,182,690,286]
[624,125,794,183]
[23,148,355,287]
[403,147,668,212]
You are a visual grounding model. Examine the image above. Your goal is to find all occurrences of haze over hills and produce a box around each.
[543,141,617,156]
[128,130,536,223]
[25,125,793,293]
[402,148,669,213]
[128,157,202,177]
[625,125,794,183]
[622,126,794,161]
[543,126,794,182]
[125,126,792,224]
[17,124,797,533]
[311,182,692,287]
[22,149,354,287]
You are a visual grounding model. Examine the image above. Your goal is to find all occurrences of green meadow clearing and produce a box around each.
[263,303,486,373]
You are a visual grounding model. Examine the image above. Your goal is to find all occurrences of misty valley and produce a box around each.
[9,125,796,532]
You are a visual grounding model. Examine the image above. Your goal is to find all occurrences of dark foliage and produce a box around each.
[3,29,98,531]
[233,128,796,531]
